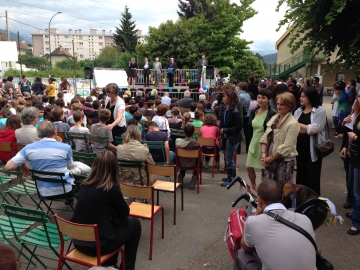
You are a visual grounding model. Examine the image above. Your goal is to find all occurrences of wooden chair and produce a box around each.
[120,182,164,260]
[69,123,75,127]
[196,137,219,178]
[145,115,153,122]
[179,107,190,112]
[25,99,32,107]
[54,214,125,270]
[86,124,92,131]
[87,117,93,124]
[57,132,65,142]
[148,164,183,225]
[16,143,26,152]
[176,148,202,194]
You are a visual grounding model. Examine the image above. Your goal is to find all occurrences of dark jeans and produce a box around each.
[243,117,250,153]
[349,164,360,230]
[44,185,78,200]
[144,73,149,86]
[168,74,174,87]
[344,157,355,206]
[49,97,55,105]
[75,218,141,270]
[296,154,322,196]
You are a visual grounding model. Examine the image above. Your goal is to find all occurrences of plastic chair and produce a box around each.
[54,214,125,270]
[2,203,71,270]
[120,182,164,260]
[176,148,202,194]
[196,137,219,178]
[118,159,144,186]
[66,132,91,153]
[29,169,77,215]
[148,164,183,225]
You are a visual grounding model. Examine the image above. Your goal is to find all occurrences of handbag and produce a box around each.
[315,129,334,158]
[265,211,333,270]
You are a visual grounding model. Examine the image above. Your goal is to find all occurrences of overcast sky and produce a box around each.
[1,0,287,54]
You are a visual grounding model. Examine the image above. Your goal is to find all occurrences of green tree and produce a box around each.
[177,0,214,20]
[93,46,132,71]
[18,54,50,69]
[136,0,256,72]
[231,51,266,82]
[277,0,360,73]
[113,6,138,53]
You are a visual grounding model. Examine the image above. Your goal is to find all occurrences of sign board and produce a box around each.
[0,41,18,62]
[93,68,128,88]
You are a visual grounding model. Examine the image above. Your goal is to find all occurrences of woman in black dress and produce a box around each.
[128,58,137,87]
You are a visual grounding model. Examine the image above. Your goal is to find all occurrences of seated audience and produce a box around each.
[133,112,144,133]
[135,91,143,104]
[90,109,117,153]
[42,95,49,106]
[5,121,91,199]
[152,104,170,136]
[192,110,204,128]
[181,112,191,130]
[161,92,171,106]
[69,111,91,152]
[0,115,21,162]
[200,114,220,168]
[87,100,100,124]
[16,107,40,144]
[189,102,197,118]
[84,96,93,108]
[178,90,194,108]
[70,151,141,270]
[175,124,202,190]
[137,99,146,113]
[144,100,156,117]
[117,125,155,185]
[0,108,12,129]
[52,108,70,133]
[145,121,174,165]
[168,106,182,129]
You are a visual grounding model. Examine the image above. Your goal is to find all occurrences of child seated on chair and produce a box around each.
[87,100,100,124]
[67,103,87,126]
[175,123,202,190]
[69,111,91,152]
[189,102,197,118]
[90,109,117,153]
[144,100,155,117]
[51,108,70,142]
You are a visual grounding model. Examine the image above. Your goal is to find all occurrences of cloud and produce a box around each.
[2,0,287,51]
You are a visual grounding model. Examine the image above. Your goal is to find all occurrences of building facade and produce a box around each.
[32,28,115,61]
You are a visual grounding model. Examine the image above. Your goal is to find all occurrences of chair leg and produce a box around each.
[212,158,215,178]
[181,183,184,211]
[149,217,154,260]
[156,191,159,206]
[173,190,176,225]
[120,249,126,270]
[197,171,200,194]
[161,207,164,239]
[57,257,63,270]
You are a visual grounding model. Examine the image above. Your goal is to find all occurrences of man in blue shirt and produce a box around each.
[5,120,90,199]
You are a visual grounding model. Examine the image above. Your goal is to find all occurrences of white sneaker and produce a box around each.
[203,161,209,169]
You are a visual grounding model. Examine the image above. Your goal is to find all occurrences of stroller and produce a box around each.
[224,176,342,261]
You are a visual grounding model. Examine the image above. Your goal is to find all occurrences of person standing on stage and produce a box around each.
[143,57,151,87]
[167,57,177,87]
[129,57,137,87]
[153,57,162,87]
[197,55,208,81]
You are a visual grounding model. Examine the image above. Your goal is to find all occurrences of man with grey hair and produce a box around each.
[178,90,194,108]
[153,57,162,87]
[15,107,40,144]
[5,120,90,199]
[161,92,171,106]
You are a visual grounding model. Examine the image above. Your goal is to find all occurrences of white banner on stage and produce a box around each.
[94,69,128,88]
[0,41,18,62]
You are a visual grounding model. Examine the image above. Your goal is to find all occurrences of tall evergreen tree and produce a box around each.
[113,6,138,53]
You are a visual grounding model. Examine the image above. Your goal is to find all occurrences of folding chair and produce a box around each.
[148,164,183,225]
[120,183,164,260]
[88,134,110,150]
[29,169,77,215]
[143,141,167,165]
[176,148,202,194]
[2,203,71,270]
[118,159,144,186]
[0,215,37,267]
[73,151,96,166]
[54,214,125,270]
[65,132,91,152]
[196,137,220,178]
[114,136,123,145]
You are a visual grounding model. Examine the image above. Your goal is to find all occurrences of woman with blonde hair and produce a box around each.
[117,124,155,186]
[128,58,137,87]
[260,92,300,183]
[71,151,141,270]
[181,112,191,130]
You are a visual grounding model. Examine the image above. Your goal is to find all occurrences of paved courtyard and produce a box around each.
[2,96,359,270]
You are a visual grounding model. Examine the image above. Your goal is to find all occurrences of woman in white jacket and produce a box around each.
[294,87,326,195]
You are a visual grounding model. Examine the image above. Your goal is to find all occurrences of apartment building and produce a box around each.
[32,28,115,61]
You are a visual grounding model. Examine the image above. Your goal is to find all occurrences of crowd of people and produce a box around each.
[1,72,360,269]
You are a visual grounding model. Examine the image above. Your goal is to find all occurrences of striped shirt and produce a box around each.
[12,138,74,197]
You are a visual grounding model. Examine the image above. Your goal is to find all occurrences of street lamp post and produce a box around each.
[48,11,62,69]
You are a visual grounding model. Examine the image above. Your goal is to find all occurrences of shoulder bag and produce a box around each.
[265,211,333,270]
[315,130,334,158]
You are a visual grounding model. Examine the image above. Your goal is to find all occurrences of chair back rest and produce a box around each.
[119,182,153,200]
[176,148,200,158]
[114,136,123,145]
[216,120,220,126]
[86,124,92,131]
[54,214,97,241]
[179,107,190,112]
[16,143,26,152]
[0,142,14,157]
[25,100,32,106]
[30,169,67,183]
[69,123,75,127]
[147,164,175,177]
[87,117,93,124]
[88,134,109,144]
[57,132,65,141]
[143,141,165,161]
[118,159,142,169]
[146,115,153,122]
[194,127,201,134]
[73,151,96,163]
[3,203,48,224]
[196,137,216,147]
